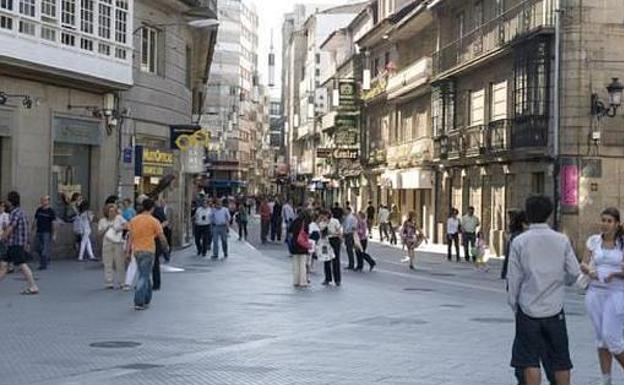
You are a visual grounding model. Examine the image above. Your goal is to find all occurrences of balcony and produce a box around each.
[446,130,463,159]
[387,57,432,100]
[433,0,554,75]
[464,125,486,157]
[487,119,511,152]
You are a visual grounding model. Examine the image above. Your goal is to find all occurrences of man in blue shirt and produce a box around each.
[210,198,231,259]
[342,206,358,270]
[33,195,57,270]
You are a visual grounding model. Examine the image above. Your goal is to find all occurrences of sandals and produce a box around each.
[20,288,39,295]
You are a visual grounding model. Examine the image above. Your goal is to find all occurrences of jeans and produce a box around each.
[261,219,270,243]
[212,225,228,258]
[238,221,248,240]
[328,237,342,284]
[447,233,460,261]
[134,251,154,306]
[195,224,212,256]
[379,223,390,241]
[271,218,282,241]
[163,227,172,262]
[463,232,477,262]
[36,232,52,268]
[344,233,355,268]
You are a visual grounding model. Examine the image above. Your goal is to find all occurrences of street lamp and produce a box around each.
[591,77,624,118]
[0,92,33,108]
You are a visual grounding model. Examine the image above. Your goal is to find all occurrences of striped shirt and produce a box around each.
[8,207,28,246]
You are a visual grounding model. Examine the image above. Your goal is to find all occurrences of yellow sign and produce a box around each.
[175,130,212,151]
[143,149,174,165]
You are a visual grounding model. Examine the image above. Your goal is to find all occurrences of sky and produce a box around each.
[247,0,356,97]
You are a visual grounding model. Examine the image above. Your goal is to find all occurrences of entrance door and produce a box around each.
[52,143,91,215]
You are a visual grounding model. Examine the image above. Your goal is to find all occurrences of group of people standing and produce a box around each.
[445,206,486,269]
[191,194,231,259]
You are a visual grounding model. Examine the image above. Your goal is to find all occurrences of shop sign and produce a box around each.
[170,124,211,151]
[339,81,357,110]
[334,114,358,130]
[333,148,359,160]
[53,117,102,146]
[561,162,579,208]
[334,130,357,146]
[135,146,175,177]
[123,147,133,164]
[316,148,333,158]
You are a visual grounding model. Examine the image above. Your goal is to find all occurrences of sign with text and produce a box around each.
[333,148,359,160]
[170,125,210,151]
[316,148,333,158]
[334,130,358,146]
[339,81,357,110]
[561,162,579,208]
[135,146,175,177]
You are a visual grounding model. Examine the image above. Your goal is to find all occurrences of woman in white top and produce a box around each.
[0,201,10,260]
[98,203,127,289]
[325,209,343,286]
[77,200,96,261]
[582,207,624,385]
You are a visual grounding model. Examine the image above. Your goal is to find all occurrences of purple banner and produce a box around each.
[561,164,579,206]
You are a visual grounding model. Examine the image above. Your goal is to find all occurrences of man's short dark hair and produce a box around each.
[105,195,118,204]
[7,191,19,207]
[525,195,553,224]
[142,198,155,212]
[468,206,475,211]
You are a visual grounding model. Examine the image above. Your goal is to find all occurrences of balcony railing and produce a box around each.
[387,57,432,99]
[488,119,511,152]
[511,115,548,148]
[447,130,463,159]
[433,0,554,75]
[464,125,486,156]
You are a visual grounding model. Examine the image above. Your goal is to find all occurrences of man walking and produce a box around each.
[151,199,169,290]
[271,198,283,242]
[159,198,173,263]
[446,208,461,262]
[342,207,358,270]
[507,195,580,385]
[259,199,271,244]
[33,195,57,270]
[210,199,231,259]
[193,199,212,257]
[461,206,480,262]
[378,204,390,242]
[127,199,169,310]
[282,199,295,229]
[366,201,375,238]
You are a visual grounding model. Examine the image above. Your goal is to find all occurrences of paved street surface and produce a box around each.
[0,219,606,385]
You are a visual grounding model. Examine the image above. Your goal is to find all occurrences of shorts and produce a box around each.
[511,308,573,371]
[2,245,27,265]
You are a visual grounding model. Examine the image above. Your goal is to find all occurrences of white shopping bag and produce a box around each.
[125,254,137,286]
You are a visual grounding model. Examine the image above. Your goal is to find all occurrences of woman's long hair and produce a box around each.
[508,210,527,234]
[601,207,624,249]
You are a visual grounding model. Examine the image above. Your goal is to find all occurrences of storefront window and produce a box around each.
[51,143,91,215]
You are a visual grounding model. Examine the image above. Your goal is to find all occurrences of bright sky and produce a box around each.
[248,0,355,97]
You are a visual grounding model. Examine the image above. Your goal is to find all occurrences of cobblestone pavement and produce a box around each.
[0,220,608,385]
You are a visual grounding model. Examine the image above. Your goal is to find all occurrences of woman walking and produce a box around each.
[401,211,426,270]
[77,200,96,261]
[287,210,310,288]
[388,205,399,245]
[326,209,343,286]
[582,207,624,385]
[313,211,338,286]
[355,211,376,271]
[235,204,248,241]
[98,204,127,289]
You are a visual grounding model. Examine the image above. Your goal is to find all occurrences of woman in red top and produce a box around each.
[259,199,272,244]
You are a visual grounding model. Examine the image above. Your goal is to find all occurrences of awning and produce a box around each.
[381,170,401,189]
[399,168,434,189]
[206,179,247,188]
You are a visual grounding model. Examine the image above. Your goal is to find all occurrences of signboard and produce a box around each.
[54,117,102,146]
[170,124,210,151]
[339,81,357,110]
[123,147,133,164]
[333,148,359,160]
[561,163,579,207]
[334,130,357,146]
[335,114,358,130]
[316,148,333,158]
[135,146,175,177]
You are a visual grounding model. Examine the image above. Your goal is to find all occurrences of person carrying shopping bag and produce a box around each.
[98,203,127,289]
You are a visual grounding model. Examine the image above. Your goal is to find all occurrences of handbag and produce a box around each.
[296,227,310,250]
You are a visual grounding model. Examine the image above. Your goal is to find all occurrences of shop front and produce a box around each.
[134,146,175,197]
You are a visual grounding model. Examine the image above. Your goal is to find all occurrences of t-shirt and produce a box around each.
[586,234,624,290]
[122,207,136,221]
[128,213,164,253]
[446,217,460,234]
[35,207,56,233]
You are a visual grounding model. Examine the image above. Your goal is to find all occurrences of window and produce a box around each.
[80,0,94,34]
[61,31,75,46]
[61,0,75,28]
[80,37,93,50]
[0,15,12,30]
[315,53,320,64]
[470,89,485,126]
[114,1,127,43]
[0,0,13,10]
[474,1,483,28]
[514,39,549,117]
[98,1,111,38]
[185,46,192,88]
[18,20,35,35]
[490,81,508,121]
[41,0,56,20]
[115,47,126,59]
[373,57,379,77]
[98,42,110,55]
[384,51,390,67]
[456,12,464,39]
[19,0,35,16]
[140,26,158,73]
[41,25,56,40]
[531,172,545,194]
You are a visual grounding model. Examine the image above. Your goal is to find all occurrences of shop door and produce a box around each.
[52,143,91,214]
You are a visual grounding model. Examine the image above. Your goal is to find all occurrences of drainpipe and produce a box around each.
[553,0,562,230]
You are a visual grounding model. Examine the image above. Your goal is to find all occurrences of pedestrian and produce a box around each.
[68,192,83,256]
[313,210,337,286]
[194,199,212,256]
[159,198,174,263]
[210,198,231,259]
[331,202,344,222]
[33,195,57,270]
[355,211,376,271]
[259,198,271,244]
[507,195,580,385]
[366,201,375,238]
[287,209,310,287]
[446,208,461,262]
[388,204,399,245]
[581,207,624,385]
[235,204,248,241]
[0,201,9,264]
[501,210,528,280]
[326,209,343,286]
[378,204,390,242]
[98,203,126,289]
[150,199,168,290]
[271,198,283,242]
[342,206,358,270]
[77,200,96,261]
[282,199,296,229]
[121,198,136,221]
[401,211,426,270]
[0,191,39,295]
[461,206,480,262]
[126,198,169,310]
[473,232,488,272]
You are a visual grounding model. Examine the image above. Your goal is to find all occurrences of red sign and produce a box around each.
[561,164,579,206]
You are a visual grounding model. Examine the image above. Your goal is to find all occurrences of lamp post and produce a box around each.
[591,77,624,118]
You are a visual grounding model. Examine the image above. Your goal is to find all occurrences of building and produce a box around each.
[121,0,218,246]
[0,0,135,252]
[203,0,260,196]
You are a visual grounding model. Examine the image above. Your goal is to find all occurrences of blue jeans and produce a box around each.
[36,232,52,268]
[212,225,228,258]
[134,252,154,306]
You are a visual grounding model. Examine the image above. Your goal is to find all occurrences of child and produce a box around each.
[473,232,488,272]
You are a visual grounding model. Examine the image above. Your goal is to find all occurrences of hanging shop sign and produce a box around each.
[560,159,579,213]
[338,81,357,110]
[334,130,358,146]
[334,114,358,130]
[170,124,211,151]
[316,148,333,158]
[135,146,175,177]
[333,148,359,160]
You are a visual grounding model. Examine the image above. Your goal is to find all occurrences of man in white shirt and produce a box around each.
[378,205,390,242]
[342,207,358,270]
[446,208,461,262]
[507,196,580,385]
[194,199,212,257]
[282,200,295,227]
[461,206,480,262]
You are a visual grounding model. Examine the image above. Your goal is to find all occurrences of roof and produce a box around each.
[319,1,369,15]
[355,0,424,47]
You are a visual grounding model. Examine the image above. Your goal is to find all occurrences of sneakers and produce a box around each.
[401,256,410,263]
